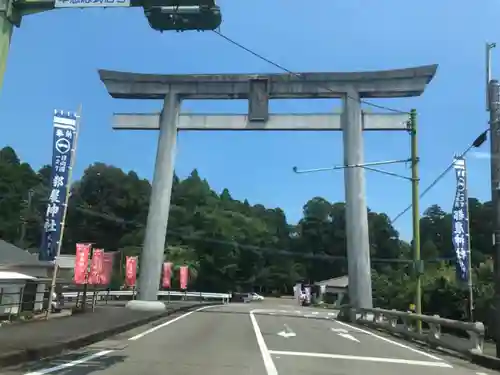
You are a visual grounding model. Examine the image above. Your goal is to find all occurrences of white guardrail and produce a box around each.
[63,290,231,303]
[339,307,485,356]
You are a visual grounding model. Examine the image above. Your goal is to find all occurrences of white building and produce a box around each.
[0,240,53,316]
[315,275,349,306]
[0,271,41,315]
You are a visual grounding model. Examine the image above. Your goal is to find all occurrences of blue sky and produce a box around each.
[1,0,498,240]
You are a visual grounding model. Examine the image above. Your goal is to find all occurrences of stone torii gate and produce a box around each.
[98,65,437,311]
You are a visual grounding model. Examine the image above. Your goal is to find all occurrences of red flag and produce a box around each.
[100,252,114,285]
[162,262,173,288]
[125,256,138,287]
[179,265,189,290]
[74,243,91,285]
[88,249,104,285]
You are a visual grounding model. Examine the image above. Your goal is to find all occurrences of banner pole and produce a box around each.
[46,105,82,319]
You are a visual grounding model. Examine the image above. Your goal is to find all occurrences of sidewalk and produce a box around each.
[0,301,206,367]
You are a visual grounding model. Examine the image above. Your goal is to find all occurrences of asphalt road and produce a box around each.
[4,299,497,375]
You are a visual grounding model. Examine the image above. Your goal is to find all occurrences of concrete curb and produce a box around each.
[470,352,500,370]
[0,302,218,368]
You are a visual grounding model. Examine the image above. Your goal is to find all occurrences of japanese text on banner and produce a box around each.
[125,256,138,287]
[100,252,115,286]
[162,262,173,288]
[39,110,77,261]
[88,249,104,285]
[74,243,91,285]
[452,157,470,282]
[179,265,189,290]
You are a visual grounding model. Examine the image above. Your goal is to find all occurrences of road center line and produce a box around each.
[250,310,279,375]
[268,350,453,368]
[333,319,445,362]
[128,304,217,341]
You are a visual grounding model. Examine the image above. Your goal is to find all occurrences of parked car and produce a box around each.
[230,292,247,303]
[250,292,264,301]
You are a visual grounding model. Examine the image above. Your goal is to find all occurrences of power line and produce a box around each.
[212,29,490,226]
[0,188,456,264]
[212,30,409,115]
[391,129,489,224]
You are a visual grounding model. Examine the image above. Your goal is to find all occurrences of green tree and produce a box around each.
[1,144,498,332]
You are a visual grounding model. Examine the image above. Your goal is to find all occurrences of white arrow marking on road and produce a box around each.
[338,333,360,342]
[277,331,296,338]
[277,324,296,338]
[331,328,348,333]
[331,328,359,342]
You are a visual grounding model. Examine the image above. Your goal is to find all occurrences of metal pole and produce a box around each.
[488,80,500,357]
[487,43,497,111]
[120,249,124,281]
[81,246,93,311]
[0,1,15,93]
[46,105,82,319]
[410,109,422,332]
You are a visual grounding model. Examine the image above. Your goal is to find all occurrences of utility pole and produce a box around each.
[409,109,423,333]
[489,80,500,357]
[487,43,497,111]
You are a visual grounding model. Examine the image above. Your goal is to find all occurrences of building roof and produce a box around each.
[315,275,349,288]
[0,271,36,281]
[0,239,51,267]
[56,254,76,269]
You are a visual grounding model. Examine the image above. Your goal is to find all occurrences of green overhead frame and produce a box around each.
[0,0,221,92]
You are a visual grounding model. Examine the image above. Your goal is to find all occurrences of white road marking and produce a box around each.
[311,311,319,315]
[277,324,296,338]
[269,350,453,368]
[331,327,359,342]
[331,328,348,333]
[24,305,220,375]
[253,309,279,315]
[277,331,296,338]
[128,305,217,341]
[334,319,445,362]
[24,350,113,375]
[338,333,360,342]
[250,310,279,375]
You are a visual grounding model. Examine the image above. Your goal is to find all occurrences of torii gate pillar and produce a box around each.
[99,65,437,311]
